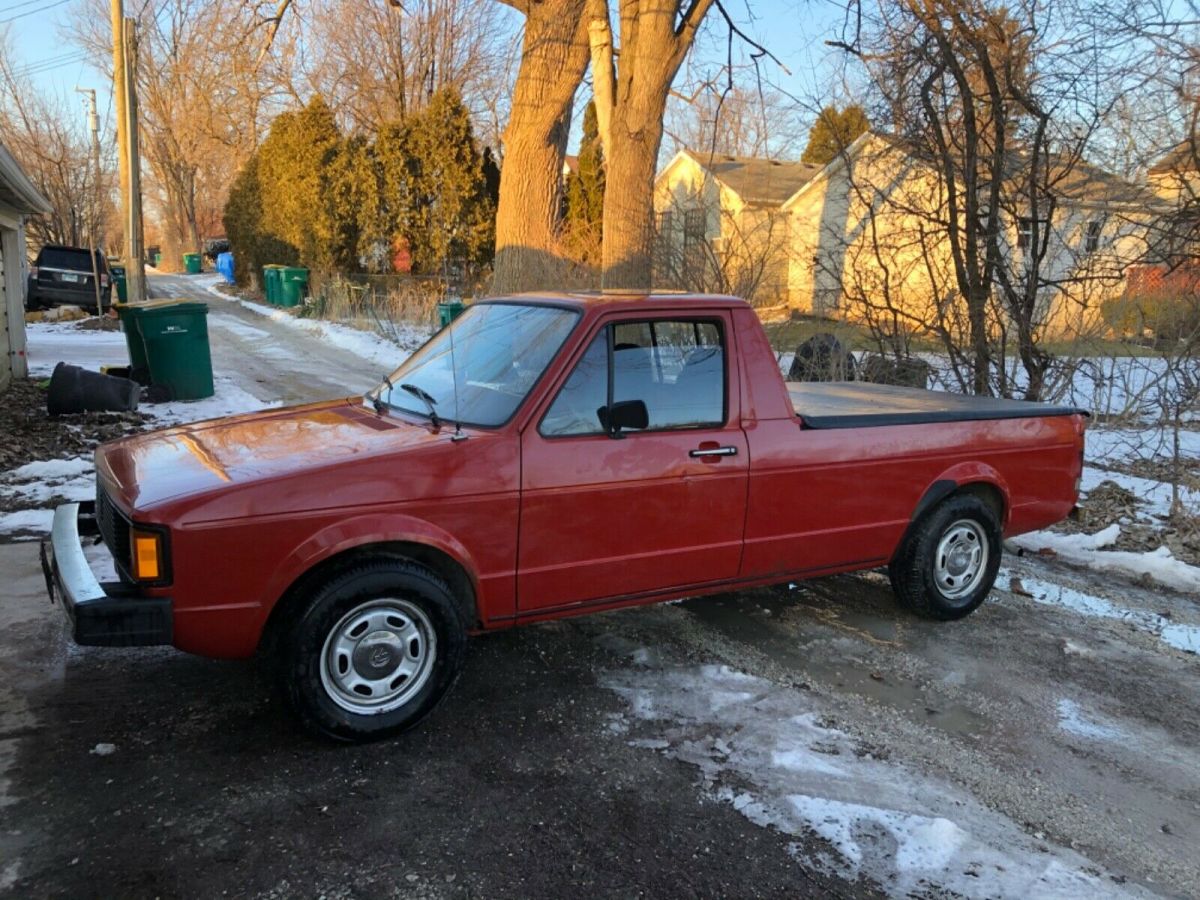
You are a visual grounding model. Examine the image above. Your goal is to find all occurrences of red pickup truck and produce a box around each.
[43,293,1086,741]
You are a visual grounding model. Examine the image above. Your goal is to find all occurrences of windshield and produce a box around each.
[368,303,578,427]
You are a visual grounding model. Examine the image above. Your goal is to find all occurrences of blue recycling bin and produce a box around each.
[216,252,235,284]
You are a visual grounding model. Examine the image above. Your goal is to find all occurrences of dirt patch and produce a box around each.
[0,378,148,474]
[1103,454,1200,493]
[1049,477,1200,566]
[74,315,122,332]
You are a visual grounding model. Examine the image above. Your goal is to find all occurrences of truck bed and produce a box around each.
[789,381,1085,429]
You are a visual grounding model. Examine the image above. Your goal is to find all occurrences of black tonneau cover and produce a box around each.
[789,382,1086,429]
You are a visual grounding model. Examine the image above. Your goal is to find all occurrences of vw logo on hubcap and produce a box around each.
[368,646,393,669]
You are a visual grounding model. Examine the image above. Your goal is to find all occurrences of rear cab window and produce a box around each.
[540,318,727,437]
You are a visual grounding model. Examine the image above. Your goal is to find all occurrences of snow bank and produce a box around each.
[145,374,277,426]
[205,278,428,371]
[0,509,53,536]
[602,662,1145,898]
[1013,526,1200,594]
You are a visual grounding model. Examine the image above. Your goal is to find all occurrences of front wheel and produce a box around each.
[281,559,467,742]
[888,494,1002,620]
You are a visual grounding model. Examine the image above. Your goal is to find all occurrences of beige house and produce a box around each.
[653,149,818,303]
[0,143,51,392]
[654,134,1173,339]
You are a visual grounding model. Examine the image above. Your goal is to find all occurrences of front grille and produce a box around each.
[96,485,132,579]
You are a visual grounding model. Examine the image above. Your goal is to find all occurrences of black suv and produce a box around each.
[26,245,111,312]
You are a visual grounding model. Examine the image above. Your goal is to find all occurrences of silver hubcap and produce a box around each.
[934,519,988,601]
[319,599,436,715]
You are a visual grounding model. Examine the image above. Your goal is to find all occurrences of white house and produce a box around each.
[0,142,51,392]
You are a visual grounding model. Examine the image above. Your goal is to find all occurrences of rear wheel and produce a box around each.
[888,494,1001,620]
[280,559,467,742]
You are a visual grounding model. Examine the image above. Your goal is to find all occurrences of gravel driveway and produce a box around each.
[1,274,1196,898]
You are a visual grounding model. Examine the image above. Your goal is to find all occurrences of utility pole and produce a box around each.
[122,16,147,304]
[75,87,105,317]
[111,0,129,276]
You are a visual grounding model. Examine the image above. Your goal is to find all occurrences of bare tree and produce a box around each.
[663,81,806,159]
[818,0,1168,399]
[653,193,791,303]
[73,0,293,269]
[301,0,514,141]
[0,29,112,251]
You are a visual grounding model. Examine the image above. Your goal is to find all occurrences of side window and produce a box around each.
[540,332,608,436]
[540,319,726,436]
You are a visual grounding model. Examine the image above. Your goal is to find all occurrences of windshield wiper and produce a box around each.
[400,383,440,429]
[372,375,394,414]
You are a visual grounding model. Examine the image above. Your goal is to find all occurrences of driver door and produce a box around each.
[516,314,749,613]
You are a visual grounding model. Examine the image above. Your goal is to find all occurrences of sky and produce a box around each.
[2,0,854,156]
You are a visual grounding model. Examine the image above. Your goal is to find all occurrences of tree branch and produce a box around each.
[587,0,615,158]
[254,0,293,70]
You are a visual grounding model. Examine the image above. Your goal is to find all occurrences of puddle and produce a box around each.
[1056,698,1124,742]
[1002,569,1200,655]
[681,590,989,739]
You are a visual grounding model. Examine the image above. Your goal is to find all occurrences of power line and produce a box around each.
[0,0,71,23]
[10,51,85,74]
[0,0,48,13]
[12,54,87,77]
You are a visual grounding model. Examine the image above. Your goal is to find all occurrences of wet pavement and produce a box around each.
[2,274,1198,897]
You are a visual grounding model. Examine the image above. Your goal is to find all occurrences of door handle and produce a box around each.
[689,446,738,458]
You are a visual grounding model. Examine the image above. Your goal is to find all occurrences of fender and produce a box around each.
[256,511,485,626]
[911,461,1012,527]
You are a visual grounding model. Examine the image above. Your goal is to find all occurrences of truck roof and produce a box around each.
[482,291,751,312]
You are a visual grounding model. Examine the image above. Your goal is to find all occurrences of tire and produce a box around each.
[888,494,1002,621]
[280,559,468,742]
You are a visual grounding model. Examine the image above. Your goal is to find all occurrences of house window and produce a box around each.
[656,210,673,238]
[684,209,706,247]
[1085,219,1103,253]
[1017,217,1047,252]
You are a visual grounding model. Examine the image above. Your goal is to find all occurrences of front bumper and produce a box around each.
[41,502,172,647]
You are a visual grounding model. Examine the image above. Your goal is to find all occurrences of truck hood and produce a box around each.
[97,399,445,512]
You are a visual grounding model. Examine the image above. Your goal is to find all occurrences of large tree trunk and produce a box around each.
[588,0,716,290]
[600,90,668,289]
[491,0,591,294]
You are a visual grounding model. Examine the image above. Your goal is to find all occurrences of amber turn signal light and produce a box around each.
[131,529,162,581]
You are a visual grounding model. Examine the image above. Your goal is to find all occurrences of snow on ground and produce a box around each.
[24,322,129,377]
[1,319,275,540]
[1012,526,1200,594]
[1000,567,1200,654]
[1086,426,1200,466]
[201,274,429,372]
[601,658,1148,898]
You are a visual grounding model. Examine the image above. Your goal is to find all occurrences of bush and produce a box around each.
[1103,292,1200,344]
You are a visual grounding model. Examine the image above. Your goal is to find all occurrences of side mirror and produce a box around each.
[598,399,649,437]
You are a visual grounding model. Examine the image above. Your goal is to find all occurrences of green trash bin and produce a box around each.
[183,252,202,274]
[136,302,215,400]
[262,265,284,304]
[437,300,466,328]
[114,299,179,384]
[110,264,127,303]
[278,267,309,307]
